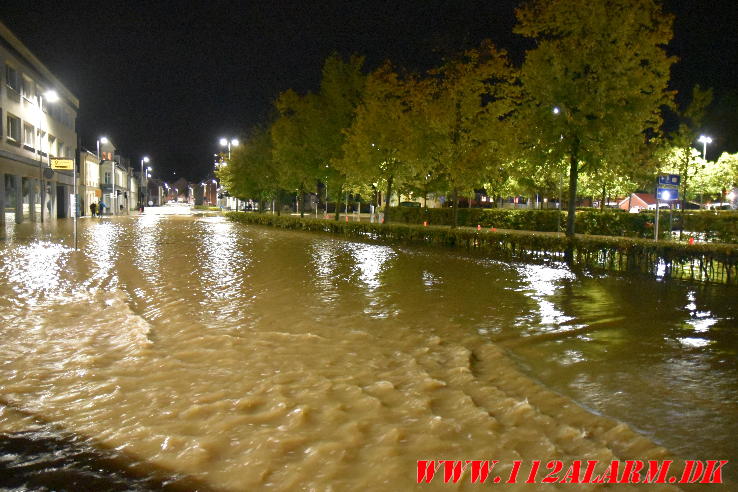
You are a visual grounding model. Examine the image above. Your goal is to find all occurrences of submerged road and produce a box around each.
[0,209,736,489]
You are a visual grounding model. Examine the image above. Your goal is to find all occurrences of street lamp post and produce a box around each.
[37,89,60,223]
[96,136,108,161]
[219,137,239,160]
[698,135,712,161]
[140,156,149,210]
[97,136,112,215]
[219,137,239,211]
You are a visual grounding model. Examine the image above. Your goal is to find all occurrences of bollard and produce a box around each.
[423,221,427,227]
[689,237,695,245]
[477,224,481,231]
[345,215,349,222]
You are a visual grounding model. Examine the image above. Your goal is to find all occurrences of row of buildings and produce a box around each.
[1,20,164,225]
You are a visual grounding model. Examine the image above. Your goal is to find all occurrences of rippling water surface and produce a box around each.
[1,210,736,490]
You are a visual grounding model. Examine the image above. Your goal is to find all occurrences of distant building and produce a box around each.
[618,193,658,212]
[0,20,79,224]
[79,150,100,215]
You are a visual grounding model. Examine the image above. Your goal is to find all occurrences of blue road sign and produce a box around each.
[657,188,679,201]
[658,174,680,186]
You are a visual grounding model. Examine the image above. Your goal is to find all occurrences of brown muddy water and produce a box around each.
[0,210,736,490]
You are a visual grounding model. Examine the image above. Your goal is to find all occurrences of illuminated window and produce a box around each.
[6,114,21,142]
[23,123,34,148]
[22,76,34,100]
[37,130,46,155]
[4,65,20,93]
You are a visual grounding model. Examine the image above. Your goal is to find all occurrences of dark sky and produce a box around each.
[2,0,736,182]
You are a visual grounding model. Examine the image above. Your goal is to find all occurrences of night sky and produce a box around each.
[2,0,736,182]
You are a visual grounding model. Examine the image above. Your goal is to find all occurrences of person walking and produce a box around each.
[90,202,97,217]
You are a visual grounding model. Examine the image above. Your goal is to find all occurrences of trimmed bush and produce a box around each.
[225,212,738,285]
[388,207,676,239]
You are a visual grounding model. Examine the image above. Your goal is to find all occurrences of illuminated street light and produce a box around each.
[43,89,59,103]
[698,135,712,161]
[140,156,150,209]
[552,106,560,114]
[96,136,109,160]
[219,137,239,159]
[36,89,60,224]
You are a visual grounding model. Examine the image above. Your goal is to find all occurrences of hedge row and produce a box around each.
[680,211,738,243]
[388,208,675,238]
[225,212,738,285]
[388,207,738,242]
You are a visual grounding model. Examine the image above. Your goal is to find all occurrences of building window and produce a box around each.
[37,130,46,155]
[5,65,20,93]
[6,114,21,143]
[104,172,111,184]
[48,135,56,157]
[22,76,34,101]
[23,123,35,148]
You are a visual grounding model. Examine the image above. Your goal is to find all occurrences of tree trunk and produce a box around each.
[451,187,459,228]
[275,192,282,216]
[334,185,341,221]
[384,175,393,222]
[566,139,580,238]
[299,184,305,218]
[600,185,606,211]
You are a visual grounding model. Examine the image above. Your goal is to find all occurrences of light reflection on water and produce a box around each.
[0,241,71,304]
[0,215,736,488]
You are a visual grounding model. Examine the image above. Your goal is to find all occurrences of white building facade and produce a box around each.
[0,21,78,224]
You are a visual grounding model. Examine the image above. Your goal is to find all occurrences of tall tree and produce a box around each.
[218,126,282,212]
[271,54,365,219]
[667,85,713,211]
[337,63,420,220]
[414,41,516,226]
[515,0,675,236]
[271,89,319,216]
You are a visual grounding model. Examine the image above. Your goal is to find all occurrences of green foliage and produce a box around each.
[218,126,279,204]
[271,54,366,208]
[389,207,674,238]
[680,211,738,243]
[515,0,675,235]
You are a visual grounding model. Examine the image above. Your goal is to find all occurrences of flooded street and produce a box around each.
[1,209,736,490]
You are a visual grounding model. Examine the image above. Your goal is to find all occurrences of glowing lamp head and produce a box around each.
[43,90,59,102]
[219,138,228,147]
[231,138,239,147]
[552,106,561,115]
[698,135,712,144]
[99,136,109,144]
[143,156,150,163]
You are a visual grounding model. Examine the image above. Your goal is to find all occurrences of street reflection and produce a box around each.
[0,215,736,489]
